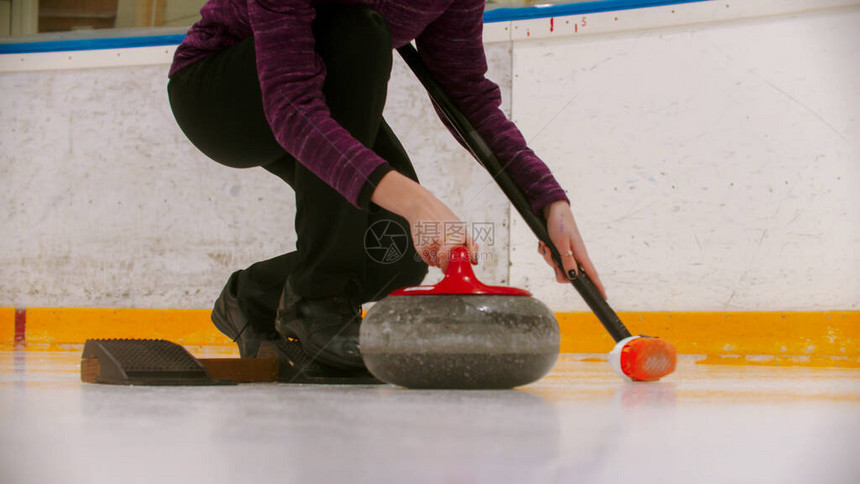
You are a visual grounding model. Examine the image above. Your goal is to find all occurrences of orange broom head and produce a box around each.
[609,336,677,382]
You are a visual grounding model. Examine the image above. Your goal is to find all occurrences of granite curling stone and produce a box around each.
[360,246,560,389]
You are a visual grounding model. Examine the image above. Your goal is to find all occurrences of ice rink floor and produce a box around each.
[1,349,858,484]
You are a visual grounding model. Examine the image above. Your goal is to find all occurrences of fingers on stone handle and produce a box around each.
[422,246,441,268]
[437,247,450,272]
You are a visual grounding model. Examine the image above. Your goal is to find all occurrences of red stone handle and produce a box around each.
[390,246,531,296]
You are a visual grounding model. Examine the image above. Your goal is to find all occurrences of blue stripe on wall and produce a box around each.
[483,0,710,22]
[0,34,186,54]
[0,0,710,55]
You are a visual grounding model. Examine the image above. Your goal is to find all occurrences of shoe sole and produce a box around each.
[257,340,382,384]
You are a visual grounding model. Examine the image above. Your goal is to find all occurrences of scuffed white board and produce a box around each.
[509,7,859,311]
[0,45,513,309]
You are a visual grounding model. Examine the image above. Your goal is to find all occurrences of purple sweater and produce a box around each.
[170,0,568,213]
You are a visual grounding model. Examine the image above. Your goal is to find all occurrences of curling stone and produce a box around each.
[360,246,560,389]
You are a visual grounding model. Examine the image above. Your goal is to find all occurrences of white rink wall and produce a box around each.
[0,44,513,308]
[1,0,857,311]
[508,2,860,311]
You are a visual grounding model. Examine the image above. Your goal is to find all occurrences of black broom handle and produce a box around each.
[397,44,631,342]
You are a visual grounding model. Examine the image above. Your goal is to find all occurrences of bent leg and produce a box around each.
[167,37,283,170]
[288,5,397,300]
[169,6,425,329]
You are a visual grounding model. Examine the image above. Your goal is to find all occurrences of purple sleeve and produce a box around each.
[415,1,569,214]
[247,0,389,209]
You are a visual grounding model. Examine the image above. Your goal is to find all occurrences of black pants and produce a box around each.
[167,6,428,326]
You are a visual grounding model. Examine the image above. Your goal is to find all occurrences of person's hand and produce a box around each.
[539,200,606,299]
[371,170,478,272]
[403,198,478,272]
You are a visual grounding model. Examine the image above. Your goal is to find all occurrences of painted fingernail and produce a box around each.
[568,269,578,279]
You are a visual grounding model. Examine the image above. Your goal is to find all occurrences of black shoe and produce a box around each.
[257,339,382,384]
[275,281,365,370]
[211,271,280,358]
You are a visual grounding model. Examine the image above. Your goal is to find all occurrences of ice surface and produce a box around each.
[1,350,858,484]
